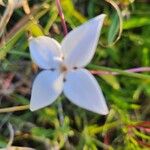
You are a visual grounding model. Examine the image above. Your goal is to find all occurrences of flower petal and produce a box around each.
[61,14,106,68]
[29,36,62,69]
[30,70,64,111]
[63,69,108,115]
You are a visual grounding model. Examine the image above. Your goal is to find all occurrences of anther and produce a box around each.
[73,66,78,70]
[63,78,66,82]
[50,68,56,71]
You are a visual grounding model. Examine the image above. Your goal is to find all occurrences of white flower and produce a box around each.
[29,14,108,115]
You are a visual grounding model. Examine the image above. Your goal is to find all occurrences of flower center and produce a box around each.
[60,64,68,73]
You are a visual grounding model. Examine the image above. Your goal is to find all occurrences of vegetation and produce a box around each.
[0,0,150,149]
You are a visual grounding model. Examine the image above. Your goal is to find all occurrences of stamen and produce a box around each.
[73,66,78,70]
[63,78,66,82]
[50,68,56,71]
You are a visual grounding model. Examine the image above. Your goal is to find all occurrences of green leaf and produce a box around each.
[123,17,150,30]
[27,20,44,37]
[62,0,86,27]
[101,74,120,90]
[108,13,119,45]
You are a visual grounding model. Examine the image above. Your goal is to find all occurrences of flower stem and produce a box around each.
[55,0,68,36]
[0,105,29,113]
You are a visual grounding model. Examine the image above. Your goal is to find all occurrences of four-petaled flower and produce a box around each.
[29,14,108,115]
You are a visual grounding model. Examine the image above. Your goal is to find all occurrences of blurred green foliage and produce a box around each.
[0,0,150,149]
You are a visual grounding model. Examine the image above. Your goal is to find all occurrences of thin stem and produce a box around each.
[0,105,29,113]
[56,0,68,36]
[88,64,150,81]
[7,123,14,148]
[90,67,150,75]
[55,0,67,123]
[55,1,68,143]
[125,67,150,73]
[57,98,64,126]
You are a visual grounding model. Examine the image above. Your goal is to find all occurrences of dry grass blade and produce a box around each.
[0,0,5,6]
[0,0,30,37]
[0,105,29,113]
[7,123,14,148]
[0,147,35,150]
[0,0,15,37]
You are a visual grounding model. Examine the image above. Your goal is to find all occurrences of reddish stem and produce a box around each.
[137,121,150,127]
[104,132,110,146]
[136,140,150,148]
[128,121,150,132]
[56,0,68,36]
[90,67,150,75]
[126,67,150,73]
